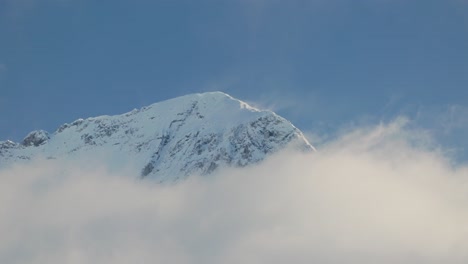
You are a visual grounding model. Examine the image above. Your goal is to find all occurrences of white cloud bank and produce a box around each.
[1,119,468,264]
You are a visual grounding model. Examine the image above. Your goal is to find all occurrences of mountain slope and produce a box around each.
[0,92,314,181]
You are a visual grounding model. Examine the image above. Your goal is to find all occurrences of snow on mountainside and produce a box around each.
[0,92,314,181]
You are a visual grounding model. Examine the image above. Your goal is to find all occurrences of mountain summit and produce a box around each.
[0,92,313,181]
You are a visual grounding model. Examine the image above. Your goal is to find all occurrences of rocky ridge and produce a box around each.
[0,92,314,181]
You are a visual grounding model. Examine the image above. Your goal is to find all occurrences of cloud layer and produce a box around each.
[1,119,468,263]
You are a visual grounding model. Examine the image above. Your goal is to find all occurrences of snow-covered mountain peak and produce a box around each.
[1,92,313,181]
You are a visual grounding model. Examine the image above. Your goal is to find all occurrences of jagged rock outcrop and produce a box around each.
[21,130,50,147]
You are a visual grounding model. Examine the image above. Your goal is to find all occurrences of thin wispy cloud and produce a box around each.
[1,119,467,263]
[436,105,468,135]
[405,104,468,162]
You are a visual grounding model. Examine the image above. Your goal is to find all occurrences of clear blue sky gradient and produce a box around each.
[0,0,467,159]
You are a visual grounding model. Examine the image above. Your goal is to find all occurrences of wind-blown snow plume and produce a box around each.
[1,119,468,264]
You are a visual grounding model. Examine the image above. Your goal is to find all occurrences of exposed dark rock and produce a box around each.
[141,162,154,177]
[22,130,50,147]
[81,134,95,145]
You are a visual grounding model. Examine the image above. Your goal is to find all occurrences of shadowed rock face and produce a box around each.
[21,130,50,147]
[0,92,314,181]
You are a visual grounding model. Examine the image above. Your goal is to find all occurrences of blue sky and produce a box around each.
[1,0,467,159]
